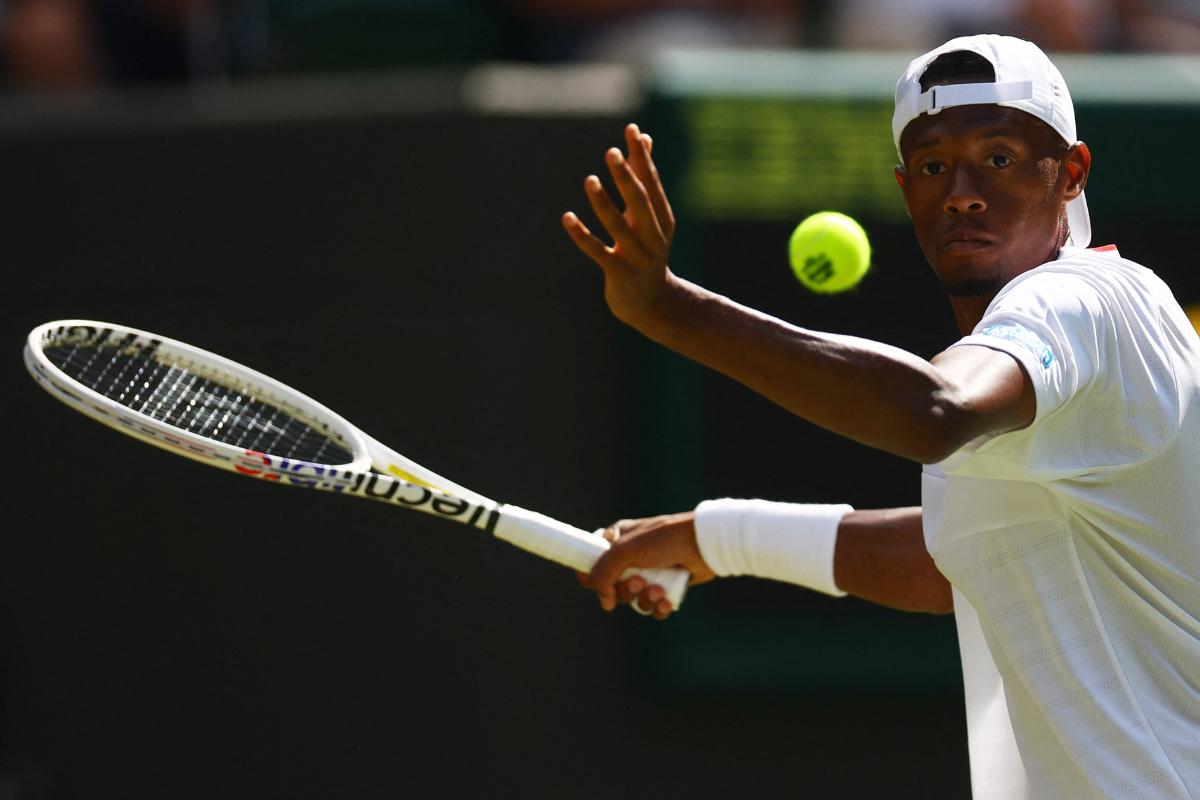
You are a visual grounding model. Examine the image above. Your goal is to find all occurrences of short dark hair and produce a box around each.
[919,51,996,92]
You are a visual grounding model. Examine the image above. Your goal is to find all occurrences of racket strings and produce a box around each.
[45,343,354,465]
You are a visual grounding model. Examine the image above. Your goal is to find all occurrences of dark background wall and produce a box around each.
[2,77,1196,798]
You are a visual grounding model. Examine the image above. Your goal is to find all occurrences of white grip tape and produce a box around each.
[493,505,688,610]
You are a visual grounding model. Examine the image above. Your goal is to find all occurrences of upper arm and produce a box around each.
[929,343,1037,459]
[926,270,1107,461]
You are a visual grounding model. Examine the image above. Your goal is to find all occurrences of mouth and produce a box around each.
[942,230,996,252]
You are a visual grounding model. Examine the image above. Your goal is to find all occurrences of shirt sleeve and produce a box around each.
[951,269,1106,423]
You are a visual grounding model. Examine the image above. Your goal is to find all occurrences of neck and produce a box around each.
[945,244,1065,335]
[949,295,995,335]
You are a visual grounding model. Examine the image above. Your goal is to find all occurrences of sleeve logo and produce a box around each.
[980,324,1054,368]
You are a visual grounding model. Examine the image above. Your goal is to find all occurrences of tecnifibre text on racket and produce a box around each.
[24,321,689,609]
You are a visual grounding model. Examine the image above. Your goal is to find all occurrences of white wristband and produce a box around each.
[693,498,852,597]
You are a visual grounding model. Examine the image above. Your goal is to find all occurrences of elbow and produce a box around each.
[903,392,977,465]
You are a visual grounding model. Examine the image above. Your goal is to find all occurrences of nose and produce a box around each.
[943,167,987,215]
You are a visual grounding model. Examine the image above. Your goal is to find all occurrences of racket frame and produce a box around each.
[24,320,688,607]
[26,320,371,476]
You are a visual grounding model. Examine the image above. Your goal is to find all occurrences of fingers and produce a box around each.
[604,147,665,252]
[581,170,652,262]
[623,580,673,620]
[615,575,646,605]
[588,529,671,620]
[561,211,618,272]
[589,534,638,611]
[587,520,638,612]
[643,584,673,621]
[594,526,619,544]
[562,124,670,270]
[579,571,670,619]
[612,576,673,620]
[623,124,675,243]
[583,513,698,619]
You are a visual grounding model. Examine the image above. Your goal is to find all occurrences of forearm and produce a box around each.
[638,276,967,462]
[695,500,951,614]
[833,507,952,614]
[567,126,1032,462]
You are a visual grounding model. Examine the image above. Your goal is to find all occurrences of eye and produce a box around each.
[920,161,945,176]
[987,153,1013,168]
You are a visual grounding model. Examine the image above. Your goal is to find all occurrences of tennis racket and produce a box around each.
[23,320,689,609]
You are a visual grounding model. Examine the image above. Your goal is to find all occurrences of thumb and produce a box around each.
[589,550,624,612]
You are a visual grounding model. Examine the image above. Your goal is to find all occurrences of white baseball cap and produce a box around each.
[892,34,1091,248]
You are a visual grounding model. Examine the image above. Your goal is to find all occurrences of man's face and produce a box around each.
[897,104,1080,297]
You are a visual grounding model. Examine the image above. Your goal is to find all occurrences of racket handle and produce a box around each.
[494,505,688,610]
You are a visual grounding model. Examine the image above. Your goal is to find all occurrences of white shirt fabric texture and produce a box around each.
[921,245,1200,799]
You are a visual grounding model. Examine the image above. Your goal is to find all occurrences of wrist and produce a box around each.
[625,270,694,339]
[693,498,851,596]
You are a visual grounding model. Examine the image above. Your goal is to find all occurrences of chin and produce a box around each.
[932,251,1007,298]
[942,277,1006,298]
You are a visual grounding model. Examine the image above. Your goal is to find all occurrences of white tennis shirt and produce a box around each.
[921,246,1200,799]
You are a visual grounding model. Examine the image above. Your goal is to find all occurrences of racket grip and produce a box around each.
[494,505,688,610]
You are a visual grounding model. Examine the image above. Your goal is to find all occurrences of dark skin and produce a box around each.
[564,107,1090,620]
[898,105,1090,332]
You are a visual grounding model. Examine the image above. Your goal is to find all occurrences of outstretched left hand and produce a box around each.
[561,123,680,331]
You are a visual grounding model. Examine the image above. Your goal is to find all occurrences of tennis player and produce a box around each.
[563,35,1200,799]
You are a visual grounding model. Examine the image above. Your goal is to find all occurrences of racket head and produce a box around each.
[25,320,372,480]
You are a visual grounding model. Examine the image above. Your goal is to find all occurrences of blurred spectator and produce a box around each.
[268,0,512,71]
[830,0,1199,52]
[3,0,1196,93]
[506,0,806,63]
[94,0,218,84]
[1119,0,1200,52]
[830,0,1121,51]
[1,0,102,90]
[0,0,267,91]
[1017,0,1121,51]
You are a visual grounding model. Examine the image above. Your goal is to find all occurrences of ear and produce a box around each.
[1063,142,1091,201]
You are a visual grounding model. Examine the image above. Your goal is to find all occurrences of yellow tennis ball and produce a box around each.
[788,211,872,293]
